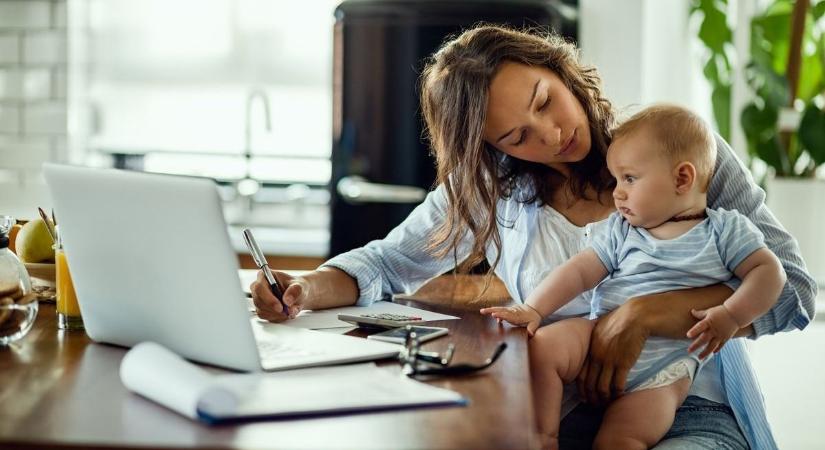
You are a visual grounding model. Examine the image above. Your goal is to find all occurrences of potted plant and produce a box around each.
[693,0,825,284]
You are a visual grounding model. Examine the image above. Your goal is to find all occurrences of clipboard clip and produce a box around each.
[398,325,507,377]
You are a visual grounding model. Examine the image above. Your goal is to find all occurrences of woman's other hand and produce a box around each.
[250,270,307,322]
[480,304,542,336]
[577,299,648,405]
[686,305,739,359]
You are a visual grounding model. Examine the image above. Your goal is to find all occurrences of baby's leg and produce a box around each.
[529,317,594,448]
[593,377,691,450]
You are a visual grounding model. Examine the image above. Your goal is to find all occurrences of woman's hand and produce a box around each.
[686,305,740,358]
[480,304,543,336]
[250,270,309,322]
[577,300,649,405]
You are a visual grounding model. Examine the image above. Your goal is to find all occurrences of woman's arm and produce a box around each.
[708,135,817,336]
[687,248,786,355]
[252,184,468,322]
[576,284,742,404]
[321,184,470,306]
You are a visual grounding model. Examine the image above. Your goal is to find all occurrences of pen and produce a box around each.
[242,228,289,316]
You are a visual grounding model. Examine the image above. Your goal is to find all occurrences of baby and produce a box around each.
[481,104,786,449]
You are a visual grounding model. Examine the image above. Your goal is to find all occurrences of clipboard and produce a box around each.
[121,342,466,424]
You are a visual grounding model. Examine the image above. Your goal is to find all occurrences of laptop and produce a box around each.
[43,163,399,372]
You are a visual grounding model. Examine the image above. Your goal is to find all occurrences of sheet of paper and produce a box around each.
[239,270,459,329]
[120,341,215,419]
[205,363,465,421]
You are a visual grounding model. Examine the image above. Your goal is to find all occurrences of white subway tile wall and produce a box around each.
[52,1,67,29]
[53,67,65,99]
[23,31,66,65]
[24,102,66,134]
[0,69,23,98]
[0,104,20,133]
[0,1,50,29]
[23,68,51,99]
[0,136,52,168]
[0,34,19,64]
[0,0,66,219]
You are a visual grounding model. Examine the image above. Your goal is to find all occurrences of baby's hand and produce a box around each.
[479,304,542,336]
[686,305,740,359]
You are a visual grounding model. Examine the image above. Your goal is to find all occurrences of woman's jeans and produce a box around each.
[558,395,749,449]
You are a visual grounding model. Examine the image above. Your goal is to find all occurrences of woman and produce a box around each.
[252,25,815,449]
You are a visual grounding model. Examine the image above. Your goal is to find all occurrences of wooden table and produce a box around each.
[0,275,538,449]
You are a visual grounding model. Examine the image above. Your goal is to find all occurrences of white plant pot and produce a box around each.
[765,177,825,286]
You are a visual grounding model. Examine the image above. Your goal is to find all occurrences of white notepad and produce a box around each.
[121,342,466,424]
[239,270,459,329]
[250,319,400,370]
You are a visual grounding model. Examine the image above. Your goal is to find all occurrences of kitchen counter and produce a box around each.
[227,225,328,258]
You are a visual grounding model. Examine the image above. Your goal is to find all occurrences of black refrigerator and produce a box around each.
[330,0,578,257]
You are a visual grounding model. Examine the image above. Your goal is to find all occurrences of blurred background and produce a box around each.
[0,0,823,446]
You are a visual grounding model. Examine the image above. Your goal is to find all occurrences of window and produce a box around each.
[71,0,338,187]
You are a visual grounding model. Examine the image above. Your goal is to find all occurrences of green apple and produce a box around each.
[15,219,55,263]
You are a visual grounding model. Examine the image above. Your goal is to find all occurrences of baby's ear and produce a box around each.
[673,162,696,194]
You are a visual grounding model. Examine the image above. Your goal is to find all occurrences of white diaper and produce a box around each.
[630,358,699,392]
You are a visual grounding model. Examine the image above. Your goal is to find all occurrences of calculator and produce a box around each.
[337,313,425,329]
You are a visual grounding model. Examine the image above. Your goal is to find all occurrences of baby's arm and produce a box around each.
[480,249,608,335]
[687,248,786,356]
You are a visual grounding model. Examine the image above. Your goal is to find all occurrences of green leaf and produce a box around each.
[749,40,774,74]
[711,84,731,141]
[698,2,732,53]
[764,0,794,17]
[703,58,719,83]
[813,0,825,20]
[753,9,791,50]
[741,102,790,174]
[799,102,825,166]
[746,60,790,107]
[755,134,790,175]
[751,7,792,74]
[797,50,824,101]
[741,102,778,141]
[794,9,825,101]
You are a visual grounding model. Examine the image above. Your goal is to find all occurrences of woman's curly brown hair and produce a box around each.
[420,24,616,274]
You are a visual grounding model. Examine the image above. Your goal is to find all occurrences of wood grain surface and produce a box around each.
[0,276,537,450]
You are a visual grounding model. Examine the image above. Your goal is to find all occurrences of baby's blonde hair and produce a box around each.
[613,104,716,192]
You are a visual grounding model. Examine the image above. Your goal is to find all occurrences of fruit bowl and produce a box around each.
[24,262,56,283]
[0,299,38,346]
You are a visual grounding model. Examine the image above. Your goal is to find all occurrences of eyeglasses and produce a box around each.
[398,325,507,377]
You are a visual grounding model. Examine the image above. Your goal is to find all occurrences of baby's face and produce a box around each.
[607,128,679,228]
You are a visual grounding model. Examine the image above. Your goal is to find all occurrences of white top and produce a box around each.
[521,205,596,319]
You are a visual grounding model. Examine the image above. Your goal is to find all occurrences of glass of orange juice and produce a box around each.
[54,229,83,330]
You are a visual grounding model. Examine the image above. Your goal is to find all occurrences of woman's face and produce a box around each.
[483,62,592,176]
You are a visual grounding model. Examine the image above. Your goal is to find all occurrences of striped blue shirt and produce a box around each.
[590,208,766,389]
[323,135,816,449]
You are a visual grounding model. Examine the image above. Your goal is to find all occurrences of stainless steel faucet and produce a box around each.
[245,88,272,162]
[237,88,272,218]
